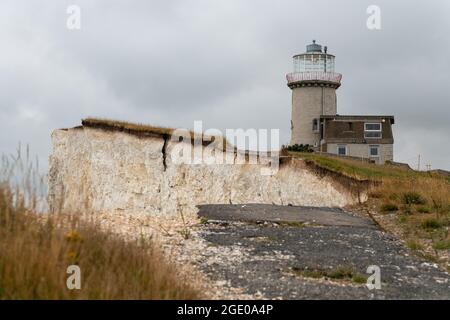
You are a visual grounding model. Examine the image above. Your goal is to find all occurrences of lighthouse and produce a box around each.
[286,40,395,164]
[287,40,342,148]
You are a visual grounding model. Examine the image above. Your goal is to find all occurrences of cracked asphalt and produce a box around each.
[195,204,450,299]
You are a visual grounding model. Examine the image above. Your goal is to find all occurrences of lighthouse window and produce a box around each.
[312,119,319,132]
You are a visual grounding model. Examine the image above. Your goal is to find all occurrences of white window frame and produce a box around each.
[337,145,347,156]
[369,145,380,157]
[364,122,382,139]
[312,118,319,132]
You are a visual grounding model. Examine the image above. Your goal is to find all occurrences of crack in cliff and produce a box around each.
[162,134,169,171]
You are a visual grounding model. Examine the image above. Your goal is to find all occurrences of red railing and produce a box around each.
[286,72,342,85]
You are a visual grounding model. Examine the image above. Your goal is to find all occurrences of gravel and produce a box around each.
[92,204,450,299]
[195,204,450,299]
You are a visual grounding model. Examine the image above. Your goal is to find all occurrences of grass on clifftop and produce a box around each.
[82,117,176,136]
[81,118,232,150]
[289,151,450,265]
[0,147,200,299]
[288,151,427,180]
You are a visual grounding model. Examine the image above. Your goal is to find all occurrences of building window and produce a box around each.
[369,145,380,157]
[364,122,382,139]
[337,145,347,156]
[312,119,319,132]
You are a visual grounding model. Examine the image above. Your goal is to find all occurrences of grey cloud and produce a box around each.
[0,0,449,170]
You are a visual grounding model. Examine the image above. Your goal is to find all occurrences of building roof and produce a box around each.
[320,115,395,124]
[321,116,394,144]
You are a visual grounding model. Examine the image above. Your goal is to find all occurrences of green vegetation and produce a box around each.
[432,240,450,250]
[402,192,427,205]
[290,265,367,284]
[199,216,209,224]
[421,218,442,230]
[380,203,399,213]
[284,144,314,153]
[417,206,431,214]
[351,274,368,284]
[287,151,427,180]
[406,240,424,251]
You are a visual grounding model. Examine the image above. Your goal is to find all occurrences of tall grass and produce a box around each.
[0,146,200,299]
[372,177,450,258]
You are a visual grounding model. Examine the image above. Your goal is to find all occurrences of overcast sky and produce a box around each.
[1,0,449,171]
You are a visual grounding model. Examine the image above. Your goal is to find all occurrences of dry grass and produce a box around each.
[82,117,176,136]
[288,151,425,181]
[376,178,450,255]
[81,117,232,151]
[0,147,201,300]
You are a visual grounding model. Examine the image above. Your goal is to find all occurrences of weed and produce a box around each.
[290,265,366,284]
[199,216,209,225]
[432,240,450,250]
[416,206,431,214]
[388,193,399,201]
[402,192,427,205]
[380,203,399,213]
[421,219,442,230]
[351,274,367,284]
[406,240,424,251]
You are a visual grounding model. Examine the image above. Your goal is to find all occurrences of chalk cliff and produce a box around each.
[48,122,362,216]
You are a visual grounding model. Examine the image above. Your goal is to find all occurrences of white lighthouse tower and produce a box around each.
[287,40,342,148]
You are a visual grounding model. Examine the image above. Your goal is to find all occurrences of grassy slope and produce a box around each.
[293,152,425,180]
[289,152,450,268]
[0,187,201,299]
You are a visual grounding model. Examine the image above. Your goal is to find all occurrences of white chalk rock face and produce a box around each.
[48,127,357,216]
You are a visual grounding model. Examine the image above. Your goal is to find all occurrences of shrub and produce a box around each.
[291,265,365,284]
[328,266,354,279]
[388,193,399,201]
[402,192,427,205]
[416,206,431,214]
[351,274,367,284]
[421,218,442,230]
[432,240,450,250]
[380,203,399,213]
[406,240,424,251]
[400,205,413,215]
[285,144,314,153]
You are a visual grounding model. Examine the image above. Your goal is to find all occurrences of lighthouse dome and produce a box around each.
[306,40,322,53]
